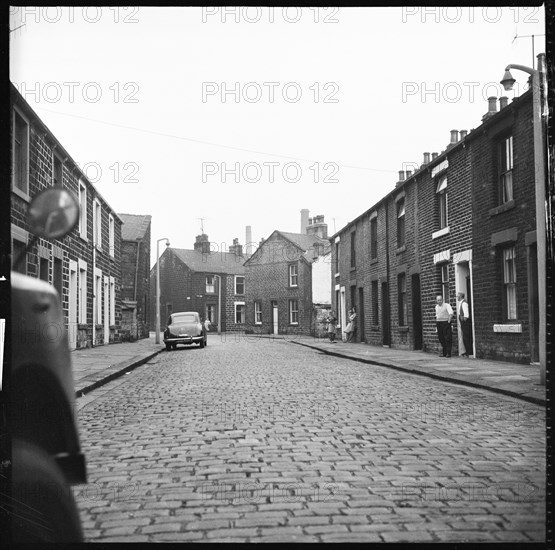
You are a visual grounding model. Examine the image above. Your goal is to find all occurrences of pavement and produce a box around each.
[70,332,546,406]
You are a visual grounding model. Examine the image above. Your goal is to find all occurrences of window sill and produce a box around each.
[398,326,409,333]
[79,234,88,243]
[255,322,262,325]
[396,245,406,254]
[289,323,299,326]
[370,257,378,264]
[370,325,380,331]
[489,200,515,216]
[493,323,522,333]
[432,227,450,240]
[12,186,30,202]
[335,273,340,278]
[350,266,356,271]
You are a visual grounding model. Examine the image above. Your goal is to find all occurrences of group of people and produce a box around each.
[435,292,473,358]
[323,292,472,357]
[324,308,357,343]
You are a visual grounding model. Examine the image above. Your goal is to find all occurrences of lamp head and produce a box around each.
[500,69,516,91]
[165,240,170,247]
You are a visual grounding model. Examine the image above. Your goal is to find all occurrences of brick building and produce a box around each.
[118,214,152,341]
[149,234,246,333]
[331,89,540,364]
[244,213,331,336]
[10,83,123,349]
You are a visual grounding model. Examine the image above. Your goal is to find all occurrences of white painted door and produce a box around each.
[340,287,346,341]
[272,302,278,335]
[104,276,110,344]
[68,261,78,350]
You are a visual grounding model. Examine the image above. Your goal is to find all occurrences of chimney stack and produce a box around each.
[423,152,431,165]
[405,170,412,178]
[398,170,405,182]
[245,225,252,256]
[499,96,508,109]
[194,233,211,254]
[459,129,468,140]
[450,129,459,144]
[300,209,309,234]
[307,215,328,239]
[432,152,438,160]
[482,96,498,121]
[228,237,243,257]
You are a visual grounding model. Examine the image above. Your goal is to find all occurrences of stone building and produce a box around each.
[149,234,246,333]
[244,213,331,336]
[331,89,541,364]
[10,83,123,349]
[118,214,151,340]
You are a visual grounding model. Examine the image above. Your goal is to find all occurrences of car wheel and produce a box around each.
[171,343,177,350]
[199,339,205,348]
[165,343,171,351]
[12,440,84,542]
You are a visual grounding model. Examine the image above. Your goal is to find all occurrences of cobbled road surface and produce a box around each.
[74,336,545,543]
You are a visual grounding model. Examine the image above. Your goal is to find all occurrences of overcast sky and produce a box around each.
[9,6,546,265]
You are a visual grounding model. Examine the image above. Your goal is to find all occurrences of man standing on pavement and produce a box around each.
[435,295,453,357]
[457,292,472,357]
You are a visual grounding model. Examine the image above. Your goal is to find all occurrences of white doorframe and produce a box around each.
[104,276,110,344]
[340,286,346,341]
[272,302,278,335]
[454,250,475,357]
[68,260,77,350]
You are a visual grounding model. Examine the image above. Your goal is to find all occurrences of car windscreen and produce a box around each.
[171,314,197,323]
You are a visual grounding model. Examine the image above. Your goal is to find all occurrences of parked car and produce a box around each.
[10,188,86,542]
[163,312,207,350]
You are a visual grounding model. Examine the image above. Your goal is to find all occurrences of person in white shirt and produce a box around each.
[456,292,472,357]
[435,295,453,357]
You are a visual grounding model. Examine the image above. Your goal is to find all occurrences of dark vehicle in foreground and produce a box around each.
[9,188,86,542]
[163,312,207,350]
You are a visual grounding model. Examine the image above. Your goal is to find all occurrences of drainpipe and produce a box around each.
[134,239,141,339]
[92,245,96,347]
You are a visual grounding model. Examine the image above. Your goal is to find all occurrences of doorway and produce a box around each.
[271,301,278,335]
[411,273,423,350]
[381,282,390,346]
[455,261,474,356]
[103,276,110,343]
[358,287,365,343]
[68,261,77,350]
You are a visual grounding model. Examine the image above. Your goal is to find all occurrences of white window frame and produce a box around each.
[108,214,115,257]
[206,275,215,294]
[436,175,448,230]
[234,301,245,324]
[12,106,30,200]
[235,275,245,295]
[78,181,88,240]
[254,301,262,324]
[503,247,517,320]
[109,276,115,325]
[441,263,449,304]
[94,267,102,325]
[78,260,87,324]
[93,198,102,249]
[11,224,29,274]
[289,299,299,325]
[288,264,298,287]
[499,135,514,204]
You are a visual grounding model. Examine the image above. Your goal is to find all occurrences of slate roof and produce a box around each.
[170,248,246,275]
[119,213,152,241]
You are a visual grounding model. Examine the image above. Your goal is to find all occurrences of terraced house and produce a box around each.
[150,234,247,333]
[244,212,331,336]
[10,83,123,349]
[331,88,542,365]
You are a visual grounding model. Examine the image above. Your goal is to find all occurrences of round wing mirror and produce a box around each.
[27,188,80,239]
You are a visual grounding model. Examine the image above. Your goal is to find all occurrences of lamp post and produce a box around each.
[155,238,170,344]
[500,53,547,385]
[214,274,222,334]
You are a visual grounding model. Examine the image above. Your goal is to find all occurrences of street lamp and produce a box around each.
[500,53,547,385]
[155,238,170,344]
[214,274,222,334]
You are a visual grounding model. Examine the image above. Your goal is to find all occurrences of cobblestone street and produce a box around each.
[73,337,545,542]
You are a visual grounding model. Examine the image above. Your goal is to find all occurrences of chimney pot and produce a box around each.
[432,152,438,160]
[398,170,405,181]
[459,130,468,140]
[499,96,508,109]
[301,209,309,234]
[405,170,412,178]
[423,152,431,165]
[450,129,459,144]
[487,96,498,113]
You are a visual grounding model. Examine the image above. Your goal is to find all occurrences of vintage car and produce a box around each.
[9,188,86,542]
[163,311,207,350]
